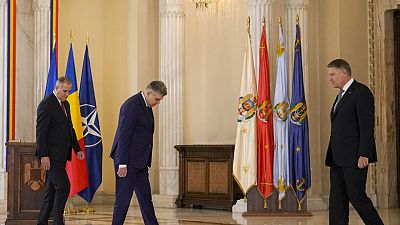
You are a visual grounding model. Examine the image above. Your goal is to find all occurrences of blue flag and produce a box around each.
[288,23,311,208]
[78,45,103,202]
[44,44,57,97]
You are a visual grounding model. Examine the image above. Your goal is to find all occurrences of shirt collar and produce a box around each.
[141,91,149,107]
[53,90,62,104]
[342,78,354,94]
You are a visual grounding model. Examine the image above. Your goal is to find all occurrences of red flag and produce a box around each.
[257,23,274,202]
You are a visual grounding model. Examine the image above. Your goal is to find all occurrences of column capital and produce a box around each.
[160,0,184,15]
[32,0,50,11]
[0,0,7,7]
[285,0,309,9]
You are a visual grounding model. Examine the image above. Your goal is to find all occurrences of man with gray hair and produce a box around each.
[325,59,384,225]
[36,76,85,225]
[110,81,167,225]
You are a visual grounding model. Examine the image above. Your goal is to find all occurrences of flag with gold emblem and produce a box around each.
[233,33,258,199]
[288,21,311,208]
[256,23,274,203]
[273,21,290,206]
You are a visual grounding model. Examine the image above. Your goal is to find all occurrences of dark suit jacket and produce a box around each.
[110,92,155,169]
[325,80,378,167]
[36,93,81,162]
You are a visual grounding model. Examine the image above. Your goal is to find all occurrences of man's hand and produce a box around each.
[358,156,369,169]
[117,167,127,177]
[41,157,51,171]
[77,151,85,160]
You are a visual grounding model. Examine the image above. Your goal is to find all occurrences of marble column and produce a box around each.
[247,0,274,81]
[32,0,50,126]
[0,0,7,204]
[284,0,309,94]
[155,0,184,207]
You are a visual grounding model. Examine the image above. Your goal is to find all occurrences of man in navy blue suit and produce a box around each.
[110,81,167,225]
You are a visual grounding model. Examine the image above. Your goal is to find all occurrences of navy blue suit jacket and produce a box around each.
[110,92,155,169]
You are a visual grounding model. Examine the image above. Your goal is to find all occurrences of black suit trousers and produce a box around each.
[37,161,70,225]
[329,164,384,225]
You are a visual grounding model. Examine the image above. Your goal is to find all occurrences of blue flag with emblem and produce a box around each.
[78,44,103,202]
[288,22,311,209]
[44,43,57,97]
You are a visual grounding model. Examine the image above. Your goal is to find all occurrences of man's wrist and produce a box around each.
[119,164,127,169]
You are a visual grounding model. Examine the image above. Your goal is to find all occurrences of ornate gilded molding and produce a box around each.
[368,0,377,195]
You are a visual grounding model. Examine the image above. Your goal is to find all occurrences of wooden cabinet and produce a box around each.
[6,142,50,225]
[175,145,243,211]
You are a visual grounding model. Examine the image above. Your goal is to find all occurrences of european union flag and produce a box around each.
[78,45,103,203]
[288,23,311,208]
[44,44,57,97]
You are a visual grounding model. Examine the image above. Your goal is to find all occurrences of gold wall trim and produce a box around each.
[368,0,377,195]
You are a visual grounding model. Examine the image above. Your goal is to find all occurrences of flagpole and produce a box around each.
[247,16,250,35]
[78,33,96,214]
[64,198,77,215]
[277,16,284,211]
[79,201,95,214]
[52,32,56,49]
[262,16,265,28]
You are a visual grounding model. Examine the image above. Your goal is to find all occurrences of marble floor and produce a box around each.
[2,205,398,225]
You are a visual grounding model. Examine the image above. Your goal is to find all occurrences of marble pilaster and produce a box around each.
[0,0,7,205]
[155,0,184,206]
[247,0,274,81]
[32,0,51,129]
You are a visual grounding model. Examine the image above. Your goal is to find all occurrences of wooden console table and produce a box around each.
[175,145,243,211]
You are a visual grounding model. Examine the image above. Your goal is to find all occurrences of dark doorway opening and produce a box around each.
[393,10,400,207]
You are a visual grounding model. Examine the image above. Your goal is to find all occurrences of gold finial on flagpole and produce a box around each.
[69,31,73,43]
[86,33,89,44]
[79,202,95,214]
[279,16,282,27]
[296,15,300,25]
[52,32,56,49]
[247,16,250,34]
[262,16,265,28]
[263,198,268,209]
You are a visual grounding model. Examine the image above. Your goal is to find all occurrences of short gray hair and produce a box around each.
[55,76,72,88]
[146,81,167,96]
[327,59,352,76]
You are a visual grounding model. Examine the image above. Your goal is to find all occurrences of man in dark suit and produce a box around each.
[110,81,167,225]
[325,59,384,225]
[36,77,85,225]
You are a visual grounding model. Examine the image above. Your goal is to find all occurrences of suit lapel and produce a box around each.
[332,80,358,119]
[330,95,338,120]
[50,94,69,123]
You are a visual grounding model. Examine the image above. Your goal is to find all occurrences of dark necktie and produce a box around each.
[334,89,344,112]
[60,101,67,117]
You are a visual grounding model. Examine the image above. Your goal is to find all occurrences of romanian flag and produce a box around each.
[256,21,274,206]
[50,0,58,62]
[6,0,16,142]
[65,43,89,197]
